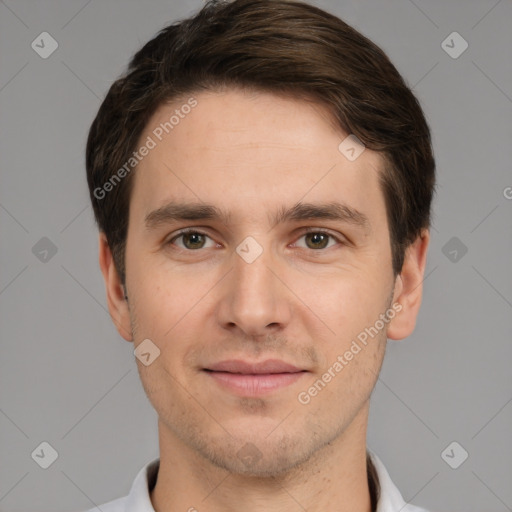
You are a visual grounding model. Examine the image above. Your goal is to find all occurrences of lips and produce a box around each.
[203,359,307,397]
[205,359,303,374]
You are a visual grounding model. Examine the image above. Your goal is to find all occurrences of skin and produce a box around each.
[99,88,429,512]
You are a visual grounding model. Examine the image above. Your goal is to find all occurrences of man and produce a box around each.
[85,0,435,510]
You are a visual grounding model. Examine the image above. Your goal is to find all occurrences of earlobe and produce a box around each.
[98,233,133,342]
[387,229,430,341]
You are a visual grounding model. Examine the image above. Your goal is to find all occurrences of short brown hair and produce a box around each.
[86,0,435,285]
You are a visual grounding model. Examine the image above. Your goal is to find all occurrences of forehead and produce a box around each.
[129,88,387,232]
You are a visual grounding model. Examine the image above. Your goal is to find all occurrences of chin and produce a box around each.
[196,431,317,478]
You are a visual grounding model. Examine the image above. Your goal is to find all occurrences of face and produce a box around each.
[101,88,426,477]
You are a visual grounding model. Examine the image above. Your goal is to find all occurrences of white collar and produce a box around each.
[98,450,428,512]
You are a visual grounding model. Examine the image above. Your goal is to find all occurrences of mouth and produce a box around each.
[203,359,308,397]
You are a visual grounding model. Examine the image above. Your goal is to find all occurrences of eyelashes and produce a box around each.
[166,227,345,252]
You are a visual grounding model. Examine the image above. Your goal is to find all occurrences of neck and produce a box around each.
[150,404,374,512]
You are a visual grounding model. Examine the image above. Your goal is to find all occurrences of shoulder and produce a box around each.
[81,457,159,512]
[399,505,430,512]
[84,496,128,512]
[368,450,431,512]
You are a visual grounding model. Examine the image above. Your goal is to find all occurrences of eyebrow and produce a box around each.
[144,200,371,234]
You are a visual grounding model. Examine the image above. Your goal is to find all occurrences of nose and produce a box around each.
[216,239,292,338]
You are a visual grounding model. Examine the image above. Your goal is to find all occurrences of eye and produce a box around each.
[293,229,343,250]
[167,229,216,250]
[166,228,345,252]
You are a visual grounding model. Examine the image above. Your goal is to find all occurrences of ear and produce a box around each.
[98,233,133,342]
[387,229,430,340]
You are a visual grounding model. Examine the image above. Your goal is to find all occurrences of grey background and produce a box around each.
[0,0,511,511]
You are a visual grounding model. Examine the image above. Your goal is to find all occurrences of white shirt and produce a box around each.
[85,450,429,512]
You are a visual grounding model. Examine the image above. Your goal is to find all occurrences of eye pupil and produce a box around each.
[184,233,204,249]
[306,232,329,249]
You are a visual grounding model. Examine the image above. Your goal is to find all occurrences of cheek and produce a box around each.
[128,266,200,340]
[300,270,390,341]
